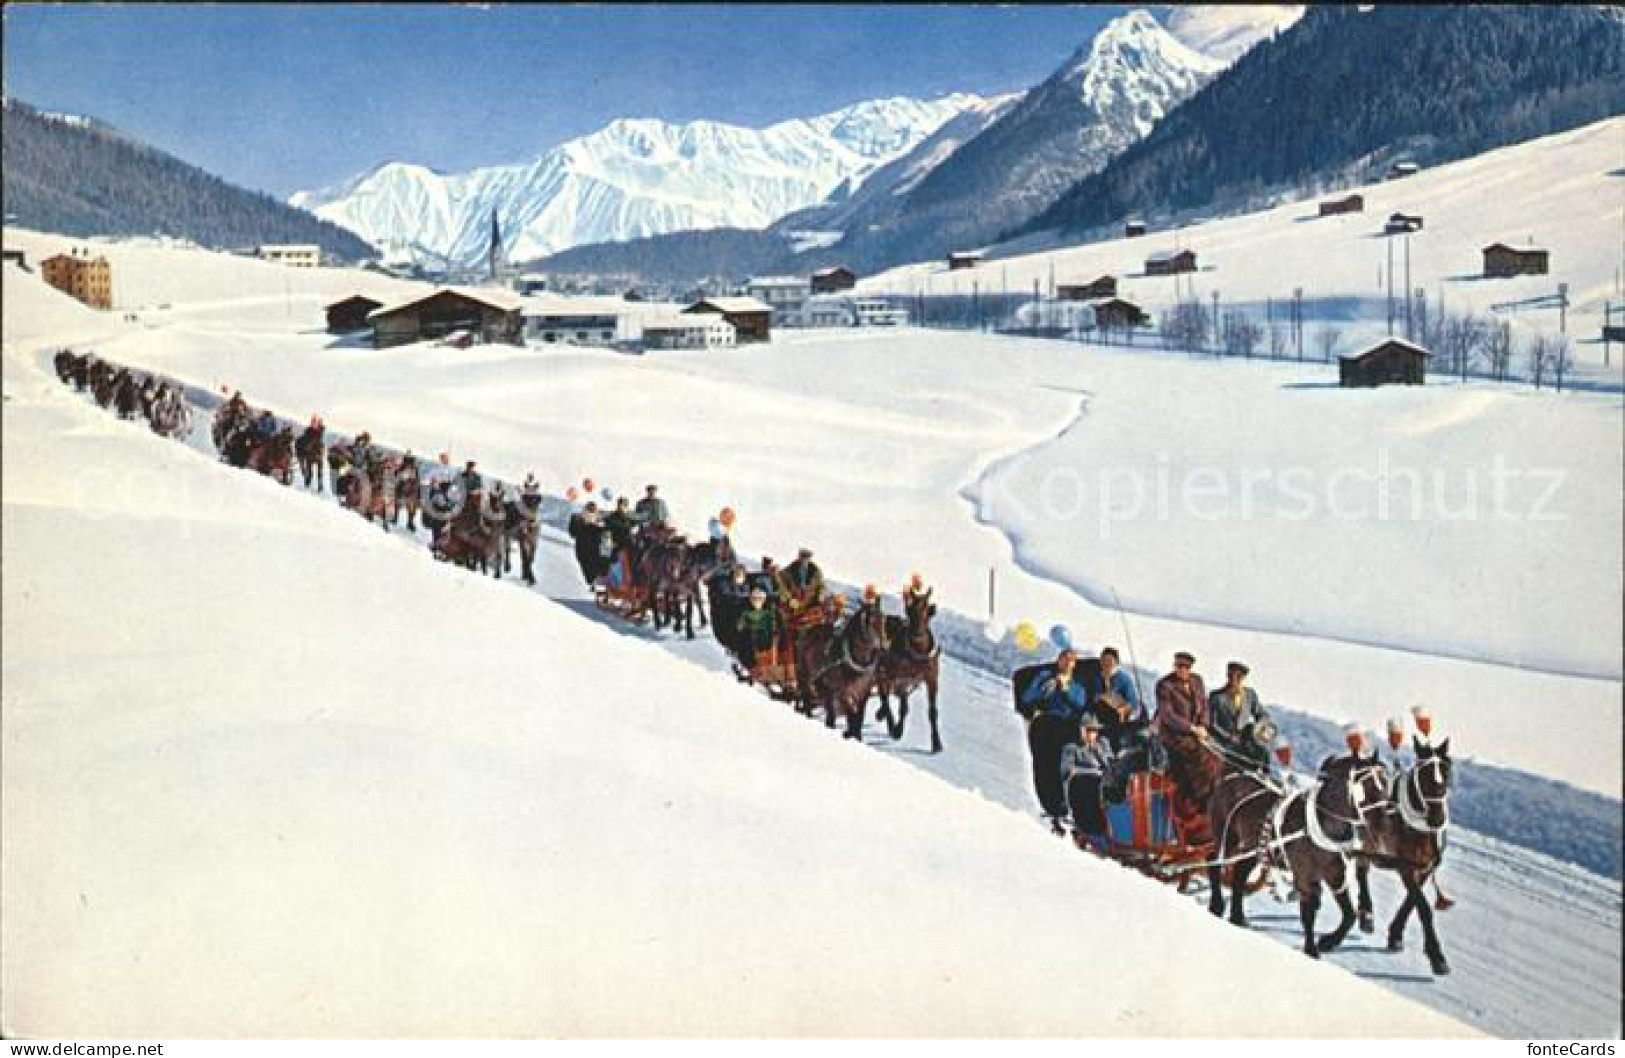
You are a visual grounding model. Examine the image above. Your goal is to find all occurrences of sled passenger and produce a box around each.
[1062,715,1115,850]
[1020,646,1089,832]
[1209,661,1273,767]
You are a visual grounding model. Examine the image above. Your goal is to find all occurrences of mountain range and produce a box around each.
[289,94,985,268]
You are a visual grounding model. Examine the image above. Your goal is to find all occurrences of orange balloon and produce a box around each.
[566,487,579,501]
[718,507,736,527]
[583,477,596,492]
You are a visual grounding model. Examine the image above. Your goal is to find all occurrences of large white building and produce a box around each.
[743,275,810,327]
[256,244,321,268]
[803,294,909,328]
[640,312,736,351]
[520,294,631,346]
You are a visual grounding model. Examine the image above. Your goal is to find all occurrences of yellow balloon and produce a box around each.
[1013,622,1040,652]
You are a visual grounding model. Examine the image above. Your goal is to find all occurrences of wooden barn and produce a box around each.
[683,296,773,343]
[1318,194,1364,217]
[810,266,857,294]
[325,294,383,334]
[368,288,523,349]
[948,250,984,271]
[1090,298,1147,330]
[1124,219,1147,238]
[1338,338,1430,387]
[1482,243,1549,278]
[1057,275,1117,301]
[1145,250,1196,276]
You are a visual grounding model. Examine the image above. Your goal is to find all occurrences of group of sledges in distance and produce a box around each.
[1016,639,1457,974]
[51,357,1451,974]
[564,499,944,755]
[53,349,192,439]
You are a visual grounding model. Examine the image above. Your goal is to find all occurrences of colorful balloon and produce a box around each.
[718,507,736,528]
[566,487,579,501]
[583,477,596,492]
[1013,622,1041,652]
[1049,624,1073,650]
[601,487,614,501]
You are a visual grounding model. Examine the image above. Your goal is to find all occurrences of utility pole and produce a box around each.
[1558,282,1568,336]
[1404,231,1413,341]
[1211,290,1220,354]
[1032,277,1041,337]
[1386,238,1395,337]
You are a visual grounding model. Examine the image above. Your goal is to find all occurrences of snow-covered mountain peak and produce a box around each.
[292,93,983,265]
[1070,9,1224,127]
[1160,4,1305,63]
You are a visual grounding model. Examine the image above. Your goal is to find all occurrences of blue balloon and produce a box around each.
[601,487,614,501]
[1049,624,1073,650]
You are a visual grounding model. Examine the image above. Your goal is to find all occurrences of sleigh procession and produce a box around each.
[53,358,1456,980]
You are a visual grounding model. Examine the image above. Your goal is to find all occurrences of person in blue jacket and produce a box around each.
[1020,646,1089,832]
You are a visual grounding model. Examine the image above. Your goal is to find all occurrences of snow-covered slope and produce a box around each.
[290,95,984,266]
[1160,4,1304,63]
[6,227,1617,802]
[0,336,1478,1038]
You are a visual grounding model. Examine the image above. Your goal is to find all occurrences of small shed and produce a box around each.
[1318,194,1364,217]
[325,294,383,334]
[1124,219,1147,238]
[810,266,857,294]
[1057,275,1117,301]
[1145,250,1196,276]
[368,287,523,349]
[1384,212,1424,235]
[683,296,772,343]
[948,250,984,271]
[1482,243,1549,278]
[1388,161,1420,179]
[1090,298,1148,330]
[1338,338,1430,387]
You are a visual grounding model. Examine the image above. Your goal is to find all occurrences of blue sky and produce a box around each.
[3,4,1129,198]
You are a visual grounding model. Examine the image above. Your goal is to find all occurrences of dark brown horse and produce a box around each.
[246,428,295,484]
[436,498,504,576]
[53,349,83,386]
[506,492,542,585]
[874,588,943,754]
[295,425,326,491]
[1270,754,1391,961]
[1354,739,1455,975]
[796,600,892,739]
[1204,745,1284,926]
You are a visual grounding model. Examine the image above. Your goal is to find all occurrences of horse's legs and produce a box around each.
[1387,877,1418,952]
[684,595,696,640]
[1356,861,1374,933]
[1208,864,1228,918]
[926,671,942,754]
[1298,881,1322,959]
[1317,870,1358,954]
[1412,870,1450,974]
[1229,855,1256,927]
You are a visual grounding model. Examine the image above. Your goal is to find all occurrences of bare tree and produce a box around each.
[1226,312,1263,357]
[1269,321,1287,359]
[1528,334,1550,389]
[1160,299,1210,354]
[1484,319,1513,381]
[1315,324,1342,363]
[1551,335,1572,391]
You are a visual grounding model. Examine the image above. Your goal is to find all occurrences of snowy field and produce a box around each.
[4,230,1617,800]
[862,116,1625,379]
[2,338,1482,1038]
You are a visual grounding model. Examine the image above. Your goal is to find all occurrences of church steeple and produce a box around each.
[488,207,503,281]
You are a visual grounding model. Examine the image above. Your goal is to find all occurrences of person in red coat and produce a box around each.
[1154,651,1218,814]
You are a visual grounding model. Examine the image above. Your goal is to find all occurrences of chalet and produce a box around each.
[1124,219,1147,238]
[2,248,27,271]
[1482,243,1549,278]
[325,294,383,334]
[744,276,810,327]
[1387,161,1420,179]
[810,266,857,294]
[948,250,984,271]
[683,296,773,343]
[1057,275,1117,301]
[40,251,113,309]
[1318,194,1364,217]
[1090,298,1148,330]
[1384,212,1424,235]
[512,273,550,295]
[367,287,523,349]
[1145,250,1197,276]
[641,312,736,351]
[520,295,633,346]
[1338,338,1430,387]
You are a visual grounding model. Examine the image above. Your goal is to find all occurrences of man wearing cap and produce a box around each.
[777,548,826,614]
[1021,646,1090,831]
[634,484,671,531]
[1062,714,1116,849]
[1209,661,1273,767]
[1155,651,1215,809]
